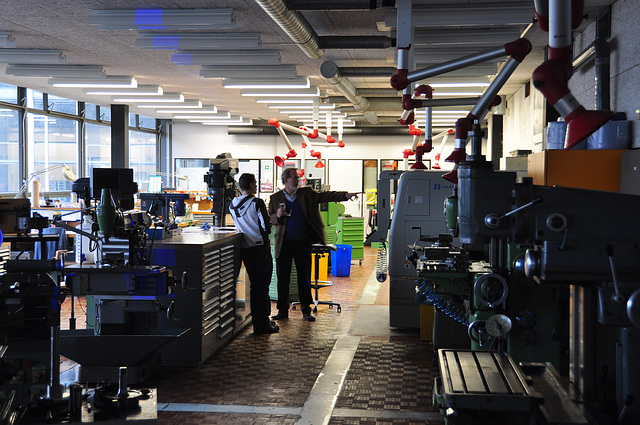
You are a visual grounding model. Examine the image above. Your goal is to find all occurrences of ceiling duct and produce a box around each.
[255,0,324,58]
[284,0,395,10]
[320,61,379,124]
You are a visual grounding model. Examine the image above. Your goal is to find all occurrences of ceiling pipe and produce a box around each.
[356,88,400,97]
[573,37,610,111]
[323,96,481,110]
[338,67,397,77]
[285,0,395,10]
[255,0,324,59]
[318,36,395,49]
[321,61,379,124]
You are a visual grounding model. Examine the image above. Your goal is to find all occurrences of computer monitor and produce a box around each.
[148,175,162,193]
[91,168,138,210]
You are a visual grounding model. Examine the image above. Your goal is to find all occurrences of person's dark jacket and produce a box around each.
[268,186,347,258]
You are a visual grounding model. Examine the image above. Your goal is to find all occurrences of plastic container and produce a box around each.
[75,215,95,264]
[310,252,329,282]
[546,121,567,150]
[586,120,630,150]
[331,244,352,277]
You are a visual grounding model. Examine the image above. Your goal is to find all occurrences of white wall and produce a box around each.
[172,121,456,173]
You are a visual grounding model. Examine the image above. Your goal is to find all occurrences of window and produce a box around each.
[0,84,163,196]
[0,108,20,192]
[129,129,157,185]
[0,84,17,104]
[138,114,156,130]
[48,94,78,115]
[85,123,111,178]
[84,103,98,120]
[27,112,78,193]
[26,89,44,110]
[99,106,111,122]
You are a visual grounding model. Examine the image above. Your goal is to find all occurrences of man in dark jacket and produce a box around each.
[269,167,359,321]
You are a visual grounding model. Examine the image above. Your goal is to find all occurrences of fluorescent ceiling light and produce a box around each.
[6,64,105,78]
[241,87,320,97]
[187,115,243,122]
[431,92,484,97]
[200,64,298,79]
[200,119,253,126]
[0,48,65,64]
[157,107,218,114]
[113,92,183,103]
[256,99,313,104]
[137,99,203,109]
[0,32,16,48]
[137,32,260,49]
[269,104,335,110]
[303,120,355,127]
[426,82,490,88]
[172,50,280,66]
[431,110,471,114]
[50,76,137,88]
[85,85,163,96]
[88,8,235,30]
[173,112,234,120]
[280,109,337,114]
[223,77,310,89]
[288,113,347,120]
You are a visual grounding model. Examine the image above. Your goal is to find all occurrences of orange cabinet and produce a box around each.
[527,150,626,192]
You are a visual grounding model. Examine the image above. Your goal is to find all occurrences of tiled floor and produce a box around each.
[61,246,444,424]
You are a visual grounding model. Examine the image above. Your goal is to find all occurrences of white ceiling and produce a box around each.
[0,0,615,129]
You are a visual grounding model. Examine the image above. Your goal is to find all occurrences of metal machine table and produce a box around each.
[437,349,535,412]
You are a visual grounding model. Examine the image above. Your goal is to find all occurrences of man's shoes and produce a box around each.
[302,313,316,322]
[271,312,288,320]
[254,323,280,335]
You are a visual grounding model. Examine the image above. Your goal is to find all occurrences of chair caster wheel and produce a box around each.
[292,306,296,310]
[337,306,341,312]
[313,307,317,313]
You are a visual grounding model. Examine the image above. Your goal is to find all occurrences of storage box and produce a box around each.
[330,244,352,277]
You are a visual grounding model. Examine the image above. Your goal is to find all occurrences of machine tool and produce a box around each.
[407,119,640,424]
[204,153,239,228]
[365,169,458,329]
[56,169,187,384]
[0,199,160,423]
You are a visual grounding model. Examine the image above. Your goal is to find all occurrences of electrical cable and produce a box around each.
[415,278,469,326]
[375,242,388,282]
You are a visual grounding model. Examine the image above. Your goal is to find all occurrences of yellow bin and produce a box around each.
[310,252,329,282]
[420,304,435,341]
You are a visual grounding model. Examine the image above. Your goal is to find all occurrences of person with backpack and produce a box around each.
[229,173,279,335]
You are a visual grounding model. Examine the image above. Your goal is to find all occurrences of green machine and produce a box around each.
[410,239,567,375]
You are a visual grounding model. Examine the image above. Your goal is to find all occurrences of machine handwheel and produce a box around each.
[474,273,508,308]
[468,320,492,348]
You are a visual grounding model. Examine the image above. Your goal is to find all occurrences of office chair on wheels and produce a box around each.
[292,243,341,313]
